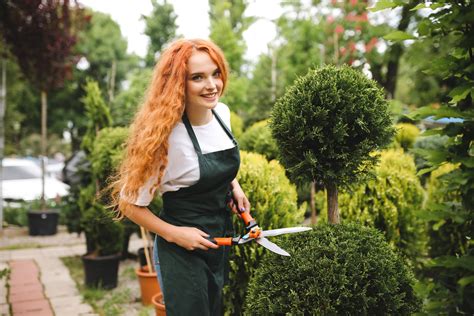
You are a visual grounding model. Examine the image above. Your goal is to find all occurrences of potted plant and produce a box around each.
[135,227,161,305]
[78,80,125,289]
[80,185,124,289]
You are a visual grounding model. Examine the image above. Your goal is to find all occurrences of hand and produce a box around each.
[228,180,251,216]
[167,226,219,251]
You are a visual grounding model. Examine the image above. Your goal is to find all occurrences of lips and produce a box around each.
[201,92,218,101]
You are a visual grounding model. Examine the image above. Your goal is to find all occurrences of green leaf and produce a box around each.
[458,275,474,288]
[409,105,474,120]
[368,0,399,12]
[417,165,440,176]
[449,85,472,104]
[418,19,431,36]
[430,3,446,10]
[469,141,474,157]
[421,128,443,137]
[410,3,426,11]
[429,255,474,272]
[384,31,416,41]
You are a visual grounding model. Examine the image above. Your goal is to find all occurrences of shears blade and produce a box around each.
[256,237,291,256]
[261,226,312,238]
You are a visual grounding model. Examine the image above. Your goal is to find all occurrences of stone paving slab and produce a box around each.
[1,232,144,316]
[0,303,9,316]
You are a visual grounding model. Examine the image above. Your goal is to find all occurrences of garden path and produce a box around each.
[0,227,143,316]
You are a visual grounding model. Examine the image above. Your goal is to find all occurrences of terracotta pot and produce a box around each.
[151,292,166,316]
[136,266,161,305]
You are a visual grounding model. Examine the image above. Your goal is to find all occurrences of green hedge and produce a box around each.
[239,120,278,161]
[223,151,306,315]
[335,149,426,263]
[230,111,244,141]
[245,223,421,315]
[394,123,420,150]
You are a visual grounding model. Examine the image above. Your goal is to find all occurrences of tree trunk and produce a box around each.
[326,182,340,224]
[0,58,6,231]
[310,181,317,225]
[40,90,47,210]
[383,0,420,98]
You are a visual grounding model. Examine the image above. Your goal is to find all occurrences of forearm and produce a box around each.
[123,203,175,242]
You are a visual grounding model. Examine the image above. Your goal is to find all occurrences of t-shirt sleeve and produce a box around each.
[120,175,158,207]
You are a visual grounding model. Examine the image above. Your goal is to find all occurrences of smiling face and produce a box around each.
[185,51,223,114]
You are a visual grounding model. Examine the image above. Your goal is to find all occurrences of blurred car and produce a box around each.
[2,158,70,202]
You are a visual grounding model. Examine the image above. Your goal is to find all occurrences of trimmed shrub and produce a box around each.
[336,149,426,263]
[239,120,278,161]
[223,151,306,315]
[230,111,244,141]
[91,127,129,187]
[245,223,421,315]
[270,64,394,188]
[394,123,420,150]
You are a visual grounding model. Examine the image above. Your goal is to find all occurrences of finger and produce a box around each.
[243,198,251,212]
[195,228,210,238]
[202,238,219,249]
[237,198,246,212]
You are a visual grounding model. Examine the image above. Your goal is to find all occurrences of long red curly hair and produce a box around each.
[111,39,229,218]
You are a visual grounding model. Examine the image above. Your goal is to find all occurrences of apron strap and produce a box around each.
[181,109,238,155]
[212,109,238,146]
[182,112,203,155]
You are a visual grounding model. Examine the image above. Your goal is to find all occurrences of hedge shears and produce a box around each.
[208,205,312,256]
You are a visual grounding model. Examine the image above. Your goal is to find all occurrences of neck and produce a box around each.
[185,107,213,126]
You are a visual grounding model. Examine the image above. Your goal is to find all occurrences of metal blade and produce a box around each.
[256,237,291,256]
[261,226,312,238]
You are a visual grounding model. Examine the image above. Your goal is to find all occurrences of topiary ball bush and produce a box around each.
[271,64,394,186]
[245,223,421,315]
[239,120,279,161]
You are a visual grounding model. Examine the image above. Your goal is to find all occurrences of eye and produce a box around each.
[213,70,221,78]
[191,75,202,81]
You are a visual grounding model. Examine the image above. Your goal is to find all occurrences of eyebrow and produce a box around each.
[189,68,220,76]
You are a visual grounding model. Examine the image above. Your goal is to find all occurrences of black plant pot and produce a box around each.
[138,247,153,267]
[27,210,59,236]
[82,252,121,289]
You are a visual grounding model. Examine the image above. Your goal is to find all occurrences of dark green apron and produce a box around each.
[156,109,239,316]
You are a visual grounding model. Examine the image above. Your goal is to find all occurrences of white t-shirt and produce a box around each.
[132,102,235,206]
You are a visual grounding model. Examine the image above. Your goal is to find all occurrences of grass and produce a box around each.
[62,256,152,316]
[0,243,43,251]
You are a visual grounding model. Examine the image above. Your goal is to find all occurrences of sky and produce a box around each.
[78,0,285,63]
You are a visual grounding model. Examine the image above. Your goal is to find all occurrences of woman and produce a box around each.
[111,39,251,315]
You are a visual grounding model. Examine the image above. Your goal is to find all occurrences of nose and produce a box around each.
[206,77,217,91]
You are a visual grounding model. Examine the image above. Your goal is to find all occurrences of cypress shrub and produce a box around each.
[394,123,420,150]
[271,65,394,223]
[230,111,244,141]
[239,120,278,161]
[335,149,426,263]
[223,151,306,315]
[245,223,421,315]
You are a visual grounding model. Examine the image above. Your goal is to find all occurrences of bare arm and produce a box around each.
[123,203,218,251]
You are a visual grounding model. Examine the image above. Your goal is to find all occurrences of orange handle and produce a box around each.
[240,211,254,226]
[207,237,232,246]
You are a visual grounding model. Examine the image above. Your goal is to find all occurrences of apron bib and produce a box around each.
[155,109,239,316]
